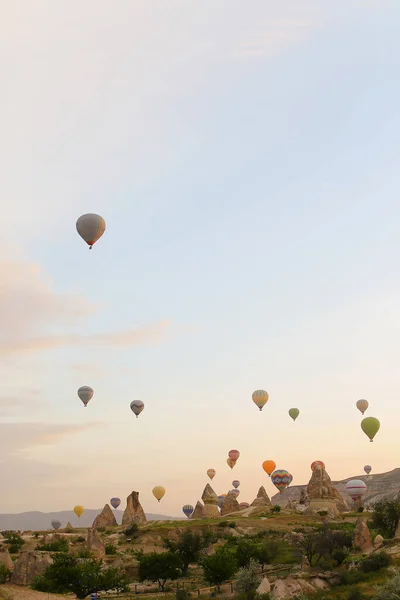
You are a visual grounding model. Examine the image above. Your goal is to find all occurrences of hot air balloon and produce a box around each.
[217,494,227,509]
[229,449,240,461]
[239,502,249,510]
[311,461,325,471]
[364,465,372,476]
[288,474,293,485]
[207,469,216,480]
[271,470,291,493]
[262,460,276,477]
[252,390,269,411]
[110,498,121,510]
[130,400,144,418]
[76,213,106,249]
[345,479,367,501]
[356,399,369,415]
[289,408,300,421]
[152,486,166,502]
[74,505,84,518]
[51,519,61,530]
[77,386,94,407]
[227,458,236,469]
[182,505,194,518]
[361,417,380,442]
[230,489,240,498]
[232,480,240,489]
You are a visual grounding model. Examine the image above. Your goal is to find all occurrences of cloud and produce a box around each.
[235,19,314,58]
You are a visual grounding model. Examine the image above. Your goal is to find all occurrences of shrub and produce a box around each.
[347,589,365,600]
[105,543,117,555]
[36,538,69,552]
[3,532,24,554]
[370,500,400,538]
[0,565,11,583]
[124,522,140,538]
[317,511,328,517]
[374,572,400,599]
[332,548,349,565]
[176,590,192,600]
[219,521,229,528]
[360,551,392,573]
[271,505,281,513]
[234,558,260,600]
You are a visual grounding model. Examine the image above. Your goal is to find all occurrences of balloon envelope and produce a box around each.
[232,480,240,489]
[262,460,276,476]
[182,505,194,518]
[51,519,61,530]
[346,479,367,501]
[207,469,216,480]
[364,465,372,475]
[356,399,369,415]
[239,502,249,510]
[361,417,380,442]
[228,449,240,461]
[217,494,227,509]
[77,386,94,407]
[289,408,300,421]
[311,461,325,471]
[271,470,291,493]
[110,498,121,510]
[230,489,240,498]
[76,213,106,248]
[74,505,84,518]
[152,486,166,502]
[130,400,144,418]
[252,390,269,411]
[227,458,237,469]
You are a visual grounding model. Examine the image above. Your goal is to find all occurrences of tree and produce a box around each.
[138,551,182,591]
[202,546,237,592]
[164,529,210,576]
[255,540,279,571]
[33,553,128,599]
[3,532,24,553]
[293,532,320,566]
[235,539,259,568]
[371,500,400,538]
[234,558,260,600]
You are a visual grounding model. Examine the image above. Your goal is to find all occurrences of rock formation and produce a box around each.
[201,484,220,518]
[256,577,271,595]
[0,546,14,571]
[92,504,118,529]
[395,520,400,539]
[122,491,147,526]
[11,552,52,585]
[251,486,272,508]
[305,464,348,516]
[352,516,373,553]
[374,534,384,549]
[191,501,204,519]
[86,528,105,558]
[299,489,309,505]
[65,521,73,532]
[221,491,240,516]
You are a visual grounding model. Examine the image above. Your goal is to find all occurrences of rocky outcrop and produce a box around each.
[305,465,348,516]
[353,516,373,553]
[299,489,309,505]
[65,521,73,532]
[0,546,14,571]
[395,520,400,539]
[271,576,315,599]
[86,527,105,558]
[256,577,271,595]
[374,534,384,549]
[122,491,147,526]
[11,552,52,585]
[221,491,240,516]
[251,486,272,508]
[92,504,118,529]
[201,484,220,518]
[191,501,204,519]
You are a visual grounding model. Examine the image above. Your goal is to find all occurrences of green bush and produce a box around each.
[176,590,192,600]
[374,572,400,599]
[105,543,117,555]
[332,547,349,565]
[370,500,400,538]
[36,538,69,552]
[317,511,328,517]
[270,505,281,513]
[347,589,365,600]
[360,551,392,573]
[3,531,24,554]
[124,522,140,538]
[0,565,11,583]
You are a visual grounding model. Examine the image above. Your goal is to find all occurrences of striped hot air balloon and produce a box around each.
[345,479,367,502]
[252,390,269,411]
[182,505,194,518]
[271,470,291,493]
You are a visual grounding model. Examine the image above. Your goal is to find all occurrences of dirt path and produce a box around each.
[0,585,71,599]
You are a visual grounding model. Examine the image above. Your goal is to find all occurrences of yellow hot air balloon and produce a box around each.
[356,399,369,415]
[73,505,84,518]
[361,417,380,442]
[152,486,166,502]
[262,460,276,477]
[252,390,269,411]
[227,458,237,469]
[207,469,216,480]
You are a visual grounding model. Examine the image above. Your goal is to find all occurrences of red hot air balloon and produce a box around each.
[229,449,240,461]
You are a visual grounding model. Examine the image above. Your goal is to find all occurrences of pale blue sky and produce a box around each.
[1,0,400,517]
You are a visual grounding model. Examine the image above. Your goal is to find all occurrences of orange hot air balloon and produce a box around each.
[227,458,237,469]
[311,460,325,471]
[262,460,276,477]
[228,449,240,461]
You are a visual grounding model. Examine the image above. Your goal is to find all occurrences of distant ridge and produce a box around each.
[0,509,185,531]
[271,468,400,507]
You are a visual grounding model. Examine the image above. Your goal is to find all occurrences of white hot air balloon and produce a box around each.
[130,400,145,418]
[77,386,94,407]
[76,214,106,249]
[345,479,367,502]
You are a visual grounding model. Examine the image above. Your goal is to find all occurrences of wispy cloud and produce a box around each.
[235,19,314,58]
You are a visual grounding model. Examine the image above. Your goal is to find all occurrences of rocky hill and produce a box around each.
[271,467,400,507]
[0,509,184,531]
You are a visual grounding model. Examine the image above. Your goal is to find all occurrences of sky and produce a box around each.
[1,0,400,518]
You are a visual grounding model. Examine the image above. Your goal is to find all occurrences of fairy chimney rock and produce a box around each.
[65,521,73,531]
[122,491,147,526]
[305,465,348,516]
[191,501,204,519]
[86,527,105,558]
[221,491,240,516]
[353,516,373,553]
[251,486,272,508]
[92,504,118,529]
[0,546,14,571]
[201,484,220,518]
[11,552,52,585]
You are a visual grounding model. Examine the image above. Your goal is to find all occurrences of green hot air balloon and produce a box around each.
[289,408,300,421]
[361,417,380,442]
